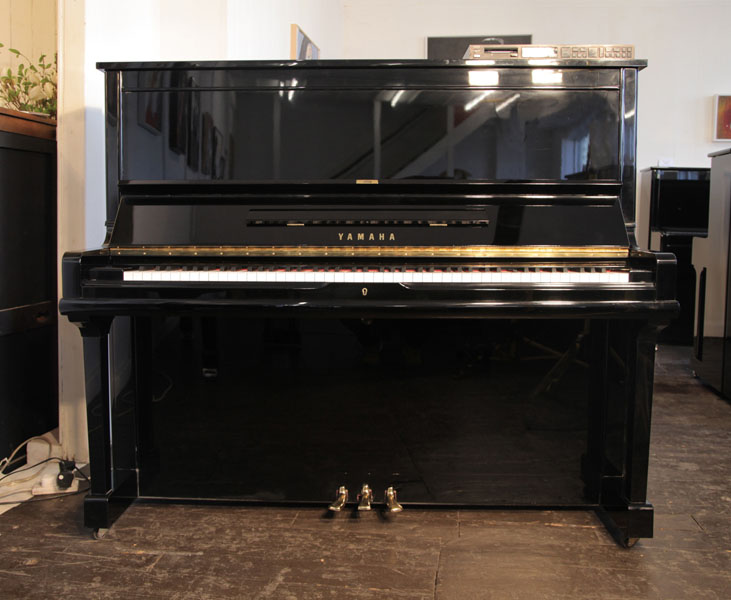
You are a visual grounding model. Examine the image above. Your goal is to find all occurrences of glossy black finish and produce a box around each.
[108,193,629,249]
[641,167,709,344]
[61,60,675,546]
[658,236,695,344]
[646,167,710,236]
[692,153,731,397]
[0,128,57,459]
[97,58,648,70]
[100,60,644,235]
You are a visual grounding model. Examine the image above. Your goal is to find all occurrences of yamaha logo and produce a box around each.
[337,232,396,242]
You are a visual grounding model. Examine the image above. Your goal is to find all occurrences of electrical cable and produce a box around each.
[0,466,90,504]
[0,457,63,486]
[0,484,90,505]
[0,436,53,475]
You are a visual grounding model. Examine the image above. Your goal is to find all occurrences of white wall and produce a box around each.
[81,0,344,249]
[228,0,344,60]
[57,0,345,461]
[343,0,731,247]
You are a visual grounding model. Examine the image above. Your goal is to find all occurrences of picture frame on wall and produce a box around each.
[714,95,731,142]
[168,71,188,154]
[290,24,320,60]
[187,78,201,171]
[200,112,213,176]
[137,71,163,134]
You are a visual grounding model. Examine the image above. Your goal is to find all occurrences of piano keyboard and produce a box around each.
[122,266,631,284]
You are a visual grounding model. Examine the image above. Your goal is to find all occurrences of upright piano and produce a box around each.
[60,48,677,546]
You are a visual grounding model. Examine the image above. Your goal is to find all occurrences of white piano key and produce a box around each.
[118,263,634,287]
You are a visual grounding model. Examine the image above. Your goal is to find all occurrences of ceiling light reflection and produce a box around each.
[468,70,500,86]
[464,90,494,112]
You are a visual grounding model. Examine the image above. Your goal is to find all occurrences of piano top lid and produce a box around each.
[96,57,647,72]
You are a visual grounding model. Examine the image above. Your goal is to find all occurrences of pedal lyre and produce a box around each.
[384,486,403,513]
[357,484,374,511]
[328,486,349,512]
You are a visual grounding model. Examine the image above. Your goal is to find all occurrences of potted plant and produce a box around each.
[0,43,57,119]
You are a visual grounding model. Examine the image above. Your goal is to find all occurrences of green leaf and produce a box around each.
[9,48,20,55]
[29,65,37,72]
[6,68,11,77]
[39,54,45,63]
[0,43,4,48]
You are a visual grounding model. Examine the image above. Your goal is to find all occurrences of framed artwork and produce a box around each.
[714,95,731,142]
[200,112,213,176]
[186,78,200,171]
[137,71,163,134]
[168,71,188,154]
[212,127,226,179]
[290,24,320,60]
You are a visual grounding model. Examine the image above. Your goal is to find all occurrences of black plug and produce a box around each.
[57,460,76,490]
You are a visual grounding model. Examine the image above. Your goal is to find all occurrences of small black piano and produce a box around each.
[60,48,677,546]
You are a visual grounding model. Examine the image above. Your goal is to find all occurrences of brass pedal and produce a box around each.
[328,486,349,512]
[384,486,403,513]
[357,484,374,511]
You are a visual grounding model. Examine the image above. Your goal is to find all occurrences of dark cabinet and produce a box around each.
[692,149,731,396]
[640,167,710,344]
[0,108,57,460]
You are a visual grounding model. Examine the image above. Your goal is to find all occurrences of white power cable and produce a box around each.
[0,436,53,475]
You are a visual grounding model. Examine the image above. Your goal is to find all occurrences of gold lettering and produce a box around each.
[389,233,396,241]
[357,233,365,241]
[368,233,375,241]
[338,233,344,241]
[379,233,385,241]
[347,233,353,241]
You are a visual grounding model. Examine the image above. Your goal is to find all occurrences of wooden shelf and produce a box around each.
[0,106,56,140]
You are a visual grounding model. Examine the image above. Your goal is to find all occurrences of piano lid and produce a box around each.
[96,56,647,71]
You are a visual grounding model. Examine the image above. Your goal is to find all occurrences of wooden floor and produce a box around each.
[0,345,730,599]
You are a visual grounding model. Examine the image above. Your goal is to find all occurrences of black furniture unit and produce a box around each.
[640,167,710,344]
[693,149,731,397]
[60,57,677,547]
[0,108,57,461]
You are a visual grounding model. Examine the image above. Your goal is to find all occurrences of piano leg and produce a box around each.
[74,317,136,531]
[584,319,660,547]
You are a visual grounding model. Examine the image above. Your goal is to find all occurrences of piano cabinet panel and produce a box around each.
[78,314,657,542]
[119,88,621,185]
